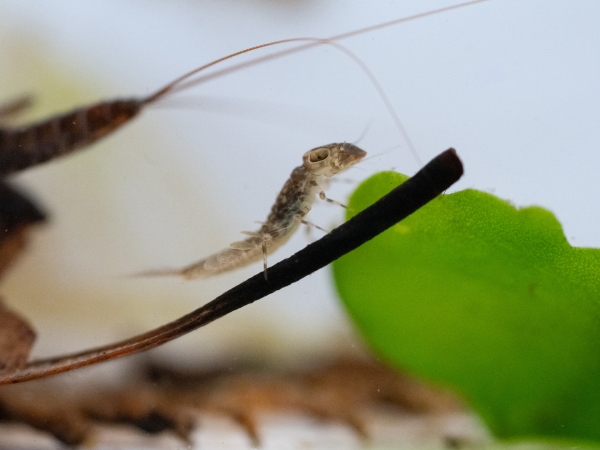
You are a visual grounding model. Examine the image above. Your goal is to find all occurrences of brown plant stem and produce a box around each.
[0,148,463,385]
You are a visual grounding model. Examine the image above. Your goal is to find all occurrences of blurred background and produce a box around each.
[0,0,598,383]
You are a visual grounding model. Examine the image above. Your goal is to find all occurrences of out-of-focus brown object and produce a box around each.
[0,181,83,444]
[0,181,45,371]
[0,387,90,446]
[146,358,463,444]
[0,300,36,372]
[0,358,467,446]
[0,181,45,279]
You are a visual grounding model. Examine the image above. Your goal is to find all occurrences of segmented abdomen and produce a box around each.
[0,99,142,177]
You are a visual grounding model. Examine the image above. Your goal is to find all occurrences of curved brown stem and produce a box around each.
[0,149,463,385]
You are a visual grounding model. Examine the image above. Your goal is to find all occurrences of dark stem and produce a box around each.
[0,149,463,385]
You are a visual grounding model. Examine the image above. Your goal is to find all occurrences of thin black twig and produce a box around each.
[0,148,463,385]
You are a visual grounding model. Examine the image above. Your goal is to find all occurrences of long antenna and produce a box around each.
[142,0,488,165]
[146,0,487,102]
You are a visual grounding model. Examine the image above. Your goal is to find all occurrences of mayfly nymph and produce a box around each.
[143,142,366,280]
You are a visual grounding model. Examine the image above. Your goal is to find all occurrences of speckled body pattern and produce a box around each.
[154,142,366,279]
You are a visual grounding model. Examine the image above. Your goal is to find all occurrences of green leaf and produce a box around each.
[332,171,600,442]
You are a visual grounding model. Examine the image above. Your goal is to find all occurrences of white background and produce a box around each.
[0,1,598,380]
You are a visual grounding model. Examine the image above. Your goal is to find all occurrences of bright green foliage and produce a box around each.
[332,172,600,442]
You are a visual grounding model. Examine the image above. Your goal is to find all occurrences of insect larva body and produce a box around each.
[142,143,366,279]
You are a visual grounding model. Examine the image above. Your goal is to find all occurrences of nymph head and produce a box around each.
[302,143,367,177]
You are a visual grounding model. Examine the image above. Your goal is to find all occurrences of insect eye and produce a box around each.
[309,148,329,163]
